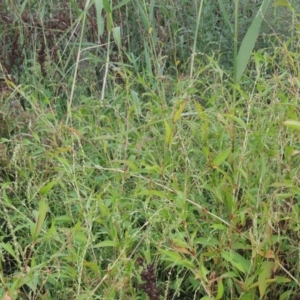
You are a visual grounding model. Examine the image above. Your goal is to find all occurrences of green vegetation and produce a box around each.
[1,0,300,299]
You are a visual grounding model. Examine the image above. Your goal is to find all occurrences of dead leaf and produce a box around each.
[3,292,11,300]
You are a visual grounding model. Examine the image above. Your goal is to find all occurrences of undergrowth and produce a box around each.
[1,1,300,300]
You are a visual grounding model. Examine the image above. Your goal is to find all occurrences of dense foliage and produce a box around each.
[1,0,300,299]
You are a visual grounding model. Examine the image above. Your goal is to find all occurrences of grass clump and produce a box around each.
[1,1,300,300]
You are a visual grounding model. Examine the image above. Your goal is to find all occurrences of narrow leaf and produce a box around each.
[212,147,231,167]
[93,240,117,248]
[221,251,249,274]
[224,114,247,130]
[161,250,194,269]
[283,120,300,130]
[133,0,149,29]
[32,199,48,241]
[95,0,104,37]
[164,120,173,147]
[0,243,18,260]
[39,181,56,195]
[74,231,88,244]
[273,0,294,12]
[131,89,141,116]
[258,261,274,298]
[113,0,131,10]
[217,0,233,33]
[54,215,73,224]
[137,190,166,198]
[216,279,224,300]
[106,12,113,32]
[173,100,187,123]
[112,26,121,48]
[103,0,112,13]
[113,159,138,171]
[70,0,82,16]
[236,0,271,81]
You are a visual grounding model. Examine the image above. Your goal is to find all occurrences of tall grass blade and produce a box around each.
[236,0,271,82]
[190,0,204,78]
[217,0,233,33]
[95,0,104,38]
[133,0,150,29]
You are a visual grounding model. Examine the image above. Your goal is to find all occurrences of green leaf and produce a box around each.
[113,0,131,10]
[113,159,138,171]
[106,12,113,32]
[231,251,251,273]
[95,0,104,37]
[2,188,12,205]
[133,0,149,29]
[221,251,250,274]
[216,278,224,300]
[162,250,183,261]
[74,231,88,244]
[258,261,274,298]
[212,147,231,167]
[136,190,166,198]
[93,240,117,248]
[217,0,233,33]
[283,120,300,130]
[164,120,173,147]
[236,0,271,81]
[198,255,209,282]
[32,199,48,241]
[279,290,293,300]
[210,224,226,230]
[131,89,141,116]
[224,114,247,130]
[39,181,56,195]
[112,26,121,48]
[275,276,291,283]
[162,250,195,270]
[0,242,18,260]
[103,0,111,13]
[44,222,57,239]
[84,261,100,274]
[54,215,73,224]
[195,237,219,246]
[69,0,82,16]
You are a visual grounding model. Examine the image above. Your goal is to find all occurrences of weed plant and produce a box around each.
[0,0,300,300]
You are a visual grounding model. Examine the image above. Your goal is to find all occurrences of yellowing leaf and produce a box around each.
[273,0,294,12]
[164,120,173,147]
[169,239,193,256]
[3,292,11,300]
[283,120,300,130]
[173,100,187,123]
[264,250,274,259]
[258,261,274,298]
